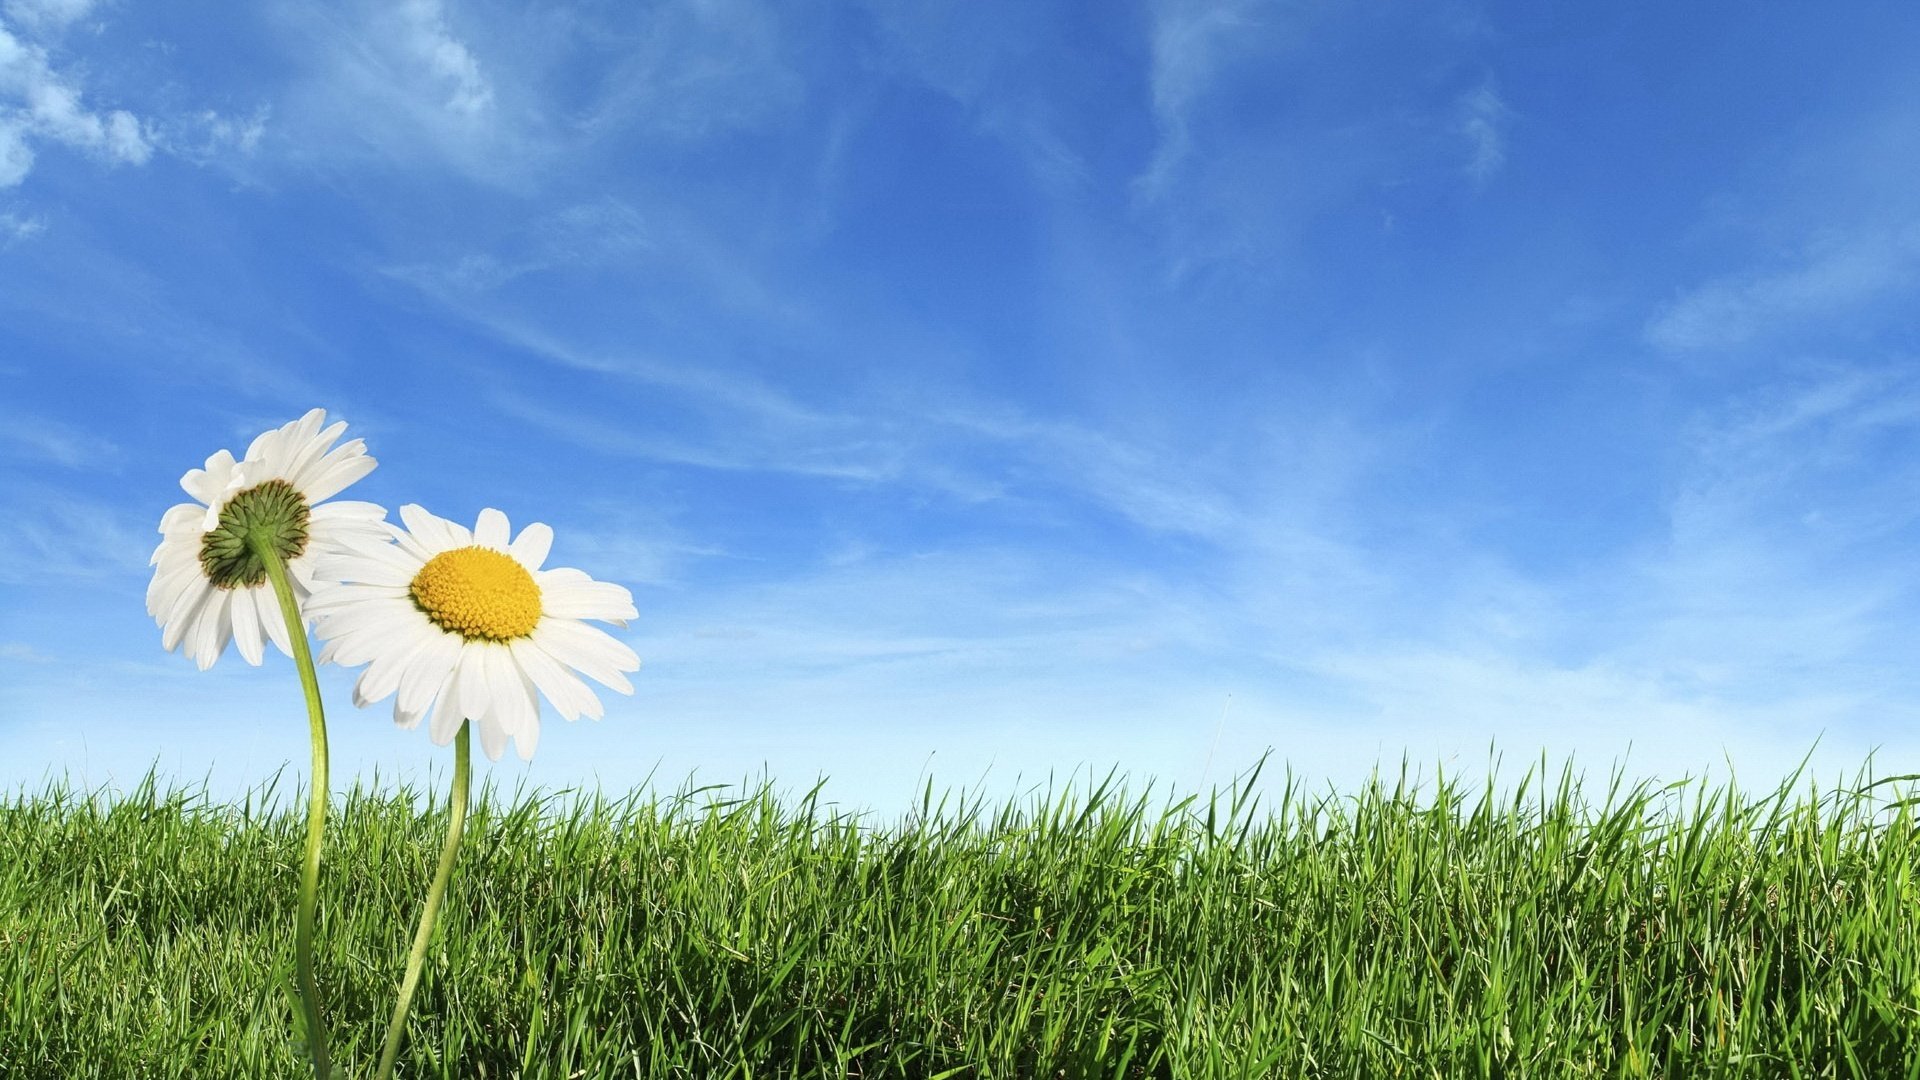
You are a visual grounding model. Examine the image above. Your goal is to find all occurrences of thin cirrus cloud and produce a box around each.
[1456,82,1508,184]
[1645,226,1920,352]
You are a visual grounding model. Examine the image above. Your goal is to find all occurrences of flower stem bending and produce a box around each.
[376,718,472,1080]
[251,534,334,1080]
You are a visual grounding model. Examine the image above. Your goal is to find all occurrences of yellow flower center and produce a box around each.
[410,546,543,642]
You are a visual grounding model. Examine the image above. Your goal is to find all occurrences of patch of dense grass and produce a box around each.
[5,754,1920,1078]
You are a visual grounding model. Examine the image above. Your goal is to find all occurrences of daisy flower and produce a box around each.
[147,408,389,670]
[309,505,641,761]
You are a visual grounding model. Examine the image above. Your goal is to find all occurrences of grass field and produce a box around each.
[5,754,1920,1079]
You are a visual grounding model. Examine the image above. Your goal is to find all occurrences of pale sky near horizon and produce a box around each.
[4,0,1920,818]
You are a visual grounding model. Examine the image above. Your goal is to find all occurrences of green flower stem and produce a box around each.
[376,718,471,1080]
[251,534,334,1080]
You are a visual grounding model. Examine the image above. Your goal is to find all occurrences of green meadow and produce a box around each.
[5,754,1919,1078]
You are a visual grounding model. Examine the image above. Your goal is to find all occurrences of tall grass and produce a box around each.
[4,752,1919,1078]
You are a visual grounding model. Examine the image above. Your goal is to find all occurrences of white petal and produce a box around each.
[191,590,234,670]
[282,419,347,482]
[255,585,294,659]
[311,546,417,588]
[442,515,473,547]
[306,583,409,614]
[243,426,281,471]
[394,695,426,730]
[456,645,491,734]
[180,449,240,507]
[512,667,542,761]
[387,521,438,563]
[281,419,347,489]
[399,504,460,553]
[481,643,534,739]
[398,631,463,717]
[161,577,213,651]
[508,638,593,722]
[537,571,638,624]
[473,508,511,551]
[325,619,414,669]
[353,623,439,706]
[310,498,386,519]
[147,559,201,618]
[428,664,465,746]
[289,558,317,590]
[508,522,553,571]
[476,713,509,761]
[158,502,205,535]
[530,619,638,694]
[230,584,264,666]
[300,446,376,503]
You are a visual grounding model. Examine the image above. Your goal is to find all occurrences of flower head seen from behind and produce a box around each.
[309,505,641,761]
[147,408,388,669]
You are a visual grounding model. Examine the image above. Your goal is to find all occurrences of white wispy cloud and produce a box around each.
[573,0,802,142]
[269,0,526,182]
[0,489,148,584]
[858,0,1089,192]
[0,640,55,663]
[0,409,119,468]
[0,18,152,187]
[1614,364,1920,689]
[1128,1,1501,280]
[1456,81,1507,184]
[1647,225,1920,351]
[162,107,269,165]
[1,0,92,33]
[0,205,41,243]
[1135,0,1269,202]
[399,0,492,116]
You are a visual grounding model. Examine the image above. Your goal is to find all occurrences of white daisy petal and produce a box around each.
[473,508,511,551]
[306,583,409,614]
[537,571,638,624]
[282,421,349,491]
[508,522,553,571]
[398,632,463,719]
[394,696,426,730]
[512,668,542,760]
[323,609,419,667]
[476,713,509,761]
[399,504,458,553]
[428,666,465,747]
[161,577,214,652]
[158,502,205,536]
[311,546,417,588]
[191,590,234,671]
[532,618,639,693]
[301,446,377,504]
[307,501,390,545]
[387,521,438,563]
[254,578,295,659]
[478,644,524,737]
[455,646,490,733]
[508,638,591,723]
[147,560,200,618]
[230,585,264,666]
[180,449,238,505]
[355,623,439,707]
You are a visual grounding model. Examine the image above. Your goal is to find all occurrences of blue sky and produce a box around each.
[4,0,1920,816]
